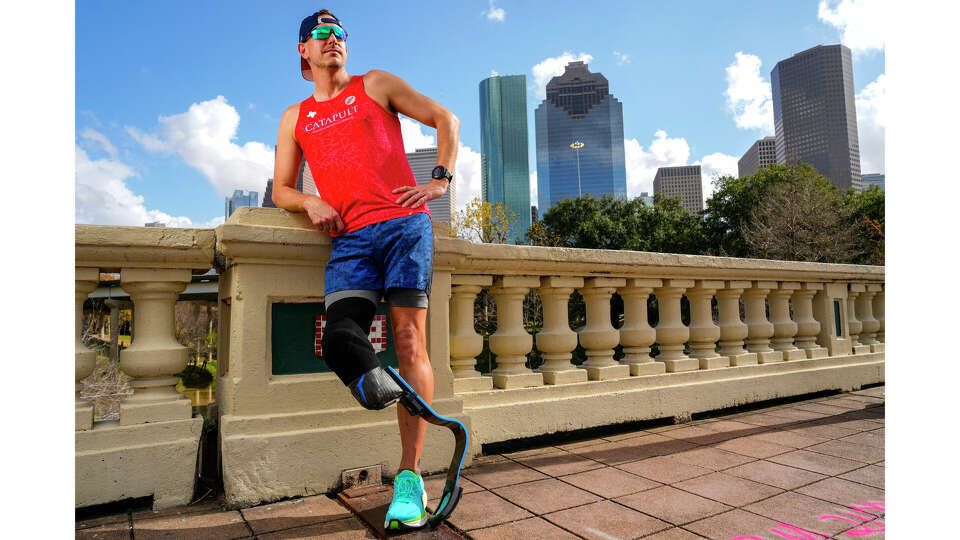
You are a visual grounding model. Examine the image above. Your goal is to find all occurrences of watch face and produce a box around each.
[432,166,447,179]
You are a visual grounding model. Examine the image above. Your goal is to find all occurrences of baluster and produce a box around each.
[536,277,588,384]
[654,280,699,372]
[743,281,782,363]
[450,275,494,392]
[792,283,828,359]
[769,282,805,361]
[847,284,870,354]
[578,278,630,380]
[118,268,194,425]
[687,281,727,369]
[716,281,757,366]
[857,285,880,349]
[872,284,885,350]
[489,276,543,389]
[619,279,666,376]
[76,267,100,431]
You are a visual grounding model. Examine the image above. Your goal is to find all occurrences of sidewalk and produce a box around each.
[76,384,884,539]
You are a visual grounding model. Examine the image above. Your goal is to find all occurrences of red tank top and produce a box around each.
[294,75,429,236]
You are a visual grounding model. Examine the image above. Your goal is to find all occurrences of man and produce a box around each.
[272,9,459,531]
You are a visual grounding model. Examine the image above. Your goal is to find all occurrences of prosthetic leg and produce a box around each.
[322,298,468,529]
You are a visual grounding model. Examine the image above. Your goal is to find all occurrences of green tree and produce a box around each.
[841,185,885,265]
[450,197,518,244]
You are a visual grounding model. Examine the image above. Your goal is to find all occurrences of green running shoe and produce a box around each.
[384,469,428,531]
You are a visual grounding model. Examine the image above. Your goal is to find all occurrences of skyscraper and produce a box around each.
[405,147,456,223]
[653,166,703,214]
[738,136,777,178]
[535,61,627,213]
[225,189,259,219]
[479,75,530,242]
[771,44,862,191]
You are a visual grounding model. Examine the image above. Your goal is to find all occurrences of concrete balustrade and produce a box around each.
[578,277,630,380]
[618,279,665,376]
[536,276,588,384]
[716,281,758,366]
[687,280,727,369]
[75,208,885,510]
[769,282,805,361]
[489,275,543,389]
[873,285,885,350]
[792,283,828,359]
[119,268,195,425]
[848,284,870,354]
[76,267,100,431]
[653,280,698,372]
[449,275,494,393]
[857,285,880,348]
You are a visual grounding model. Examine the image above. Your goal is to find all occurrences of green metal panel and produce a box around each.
[271,301,398,375]
[833,300,843,337]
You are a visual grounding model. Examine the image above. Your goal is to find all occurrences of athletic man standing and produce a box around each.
[272,9,459,531]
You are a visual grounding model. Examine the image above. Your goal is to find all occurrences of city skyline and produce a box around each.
[74,2,885,228]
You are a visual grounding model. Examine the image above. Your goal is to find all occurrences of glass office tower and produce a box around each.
[479,75,530,242]
[535,61,627,213]
[771,44,862,191]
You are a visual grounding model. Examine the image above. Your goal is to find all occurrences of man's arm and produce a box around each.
[273,103,345,233]
[365,70,460,209]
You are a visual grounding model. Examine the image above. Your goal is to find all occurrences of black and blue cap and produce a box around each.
[299,12,347,81]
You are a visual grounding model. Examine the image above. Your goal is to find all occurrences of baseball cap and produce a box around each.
[299,12,346,81]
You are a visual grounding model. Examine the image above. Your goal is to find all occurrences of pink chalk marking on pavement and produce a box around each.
[730,499,886,540]
[766,523,831,540]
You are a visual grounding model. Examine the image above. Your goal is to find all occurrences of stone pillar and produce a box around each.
[536,277,588,384]
[118,268,194,425]
[768,282,805,361]
[857,285,880,348]
[653,280,698,372]
[489,276,543,389]
[687,281,727,369]
[792,283,828,359]
[76,267,100,431]
[449,275,494,393]
[872,285,885,350]
[847,284,870,354]
[578,278,630,380]
[618,279,666,376]
[716,281,757,366]
[743,281,782,363]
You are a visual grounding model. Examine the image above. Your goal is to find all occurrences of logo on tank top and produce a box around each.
[345,95,356,105]
[303,104,360,133]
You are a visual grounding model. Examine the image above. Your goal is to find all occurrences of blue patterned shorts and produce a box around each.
[324,213,433,303]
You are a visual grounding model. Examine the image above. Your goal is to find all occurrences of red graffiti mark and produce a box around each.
[730,499,886,540]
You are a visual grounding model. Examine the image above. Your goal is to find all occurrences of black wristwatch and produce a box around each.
[431,165,453,184]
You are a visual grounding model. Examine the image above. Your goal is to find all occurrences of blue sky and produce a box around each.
[75,0,885,227]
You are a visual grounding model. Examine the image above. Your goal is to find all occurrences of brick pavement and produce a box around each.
[76,385,884,539]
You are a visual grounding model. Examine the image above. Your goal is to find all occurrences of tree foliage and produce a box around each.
[532,193,706,254]
[450,197,519,244]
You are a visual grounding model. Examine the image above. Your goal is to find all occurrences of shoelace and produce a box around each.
[394,475,420,504]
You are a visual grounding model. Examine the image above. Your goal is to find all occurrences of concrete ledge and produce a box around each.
[219,400,473,508]
[461,353,883,446]
[76,417,202,510]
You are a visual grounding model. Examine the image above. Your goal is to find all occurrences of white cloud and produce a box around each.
[623,130,691,197]
[725,52,774,133]
[399,117,480,212]
[485,0,505,22]
[856,73,886,174]
[490,70,500,77]
[613,51,631,65]
[531,52,594,99]
[693,153,739,201]
[80,128,118,159]
[530,171,538,208]
[818,0,887,55]
[128,96,274,197]
[75,145,218,227]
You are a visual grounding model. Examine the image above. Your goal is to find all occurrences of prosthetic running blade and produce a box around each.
[384,366,467,529]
